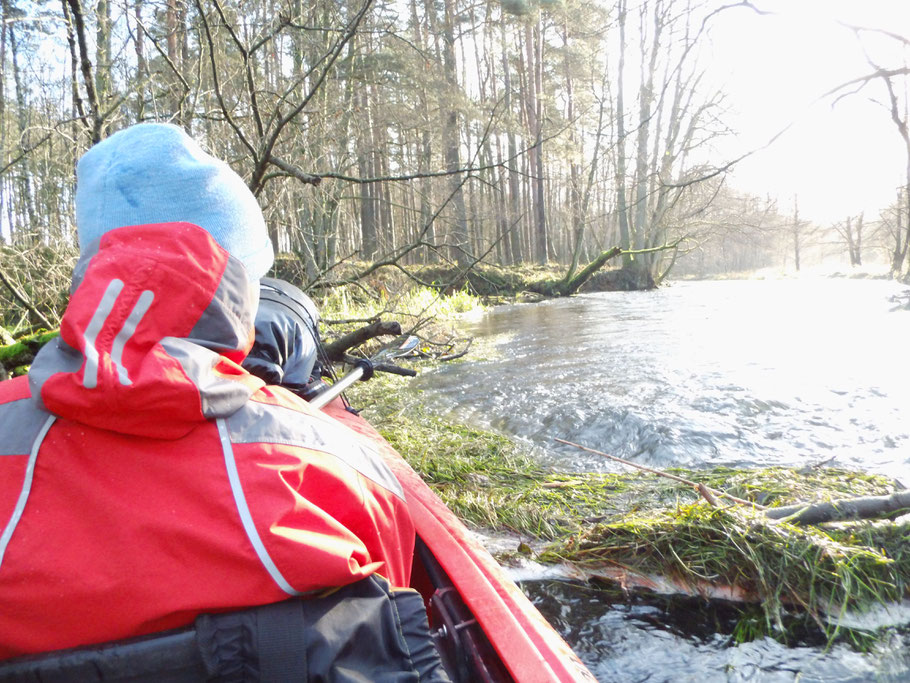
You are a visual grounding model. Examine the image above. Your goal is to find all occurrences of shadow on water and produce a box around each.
[521,580,910,683]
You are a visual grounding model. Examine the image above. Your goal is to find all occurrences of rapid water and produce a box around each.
[410,278,910,682]
[413,278,910,482]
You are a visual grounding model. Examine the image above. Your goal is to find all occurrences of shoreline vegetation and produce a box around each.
[3,263,909,651]
[351,374,910,650]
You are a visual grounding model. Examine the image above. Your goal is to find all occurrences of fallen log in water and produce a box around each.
[766,490,910,525]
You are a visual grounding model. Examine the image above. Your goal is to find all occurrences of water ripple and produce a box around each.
[414,279,910,482]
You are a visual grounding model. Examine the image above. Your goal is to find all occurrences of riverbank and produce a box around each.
[349,373,910,649]
[273,258,647,304]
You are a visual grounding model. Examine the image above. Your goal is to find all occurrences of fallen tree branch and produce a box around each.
[432,337,473,362]
[765,490,910,525]
[0,269,53,329]
[321,321,402,362]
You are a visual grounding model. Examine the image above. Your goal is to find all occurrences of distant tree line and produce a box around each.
[1,0,908,306]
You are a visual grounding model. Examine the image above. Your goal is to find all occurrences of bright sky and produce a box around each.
[707,0,909,224]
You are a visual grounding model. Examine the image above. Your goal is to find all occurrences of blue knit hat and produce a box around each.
[75,123,273,281]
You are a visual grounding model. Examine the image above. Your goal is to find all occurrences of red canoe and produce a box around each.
[325,401,596,683]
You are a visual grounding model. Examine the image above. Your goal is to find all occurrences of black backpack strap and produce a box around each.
[255,600,307,683]
[0,578,448,682]
[196,599,309,682]
[0,630,203,682]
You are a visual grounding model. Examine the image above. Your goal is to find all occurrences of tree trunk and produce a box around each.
[441,0,470,266]
[529,247,623,297]
[523,19,548,264]
[890,190,905,275]
[132,0,148,117]
[502,17,523,263]
[165,0,187,123]
[95,0,112,117]
[0,0,7,240]
[8,20,38,236]
[629,1,662,280]
[614,0,633,269]
[563,19,583,280]
[902,184,910,279]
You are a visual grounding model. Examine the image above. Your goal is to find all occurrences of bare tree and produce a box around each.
[831,214,863,266]
[832,26,910,279]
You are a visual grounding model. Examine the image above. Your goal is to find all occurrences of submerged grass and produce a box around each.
[350,374,910,647]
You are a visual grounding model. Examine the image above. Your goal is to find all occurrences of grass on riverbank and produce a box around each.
[309,281,486,361]
[274,258,570,301]
[350,374,910,648]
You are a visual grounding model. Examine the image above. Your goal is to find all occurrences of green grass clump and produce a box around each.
[350,375,909,647]
[315,283,484,324]
[543,502,904,641]
[688,466,896,508]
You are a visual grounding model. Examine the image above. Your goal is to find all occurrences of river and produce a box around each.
[410,278,910,682]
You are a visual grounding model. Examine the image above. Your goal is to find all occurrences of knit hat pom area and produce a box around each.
[75,123,274,281]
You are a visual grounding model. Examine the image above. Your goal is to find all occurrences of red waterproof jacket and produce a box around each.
[0,223,414,659]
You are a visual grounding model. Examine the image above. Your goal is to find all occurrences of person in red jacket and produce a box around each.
[0,124,432,677]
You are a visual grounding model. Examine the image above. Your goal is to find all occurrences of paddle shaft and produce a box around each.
[309,336,419,410]
[309,365,365,409]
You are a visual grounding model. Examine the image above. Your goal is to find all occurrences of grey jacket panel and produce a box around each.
[225,400,405,500]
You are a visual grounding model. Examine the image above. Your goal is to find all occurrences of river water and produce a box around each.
[410,278,910,682]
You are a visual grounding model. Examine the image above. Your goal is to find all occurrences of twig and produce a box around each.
[0,269,53,329]
[696,483,719,507]
[424,337,473,362]
[554,438,766,510]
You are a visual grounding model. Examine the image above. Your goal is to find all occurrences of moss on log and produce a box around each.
[528,247,624,297]
[0,329,59,376]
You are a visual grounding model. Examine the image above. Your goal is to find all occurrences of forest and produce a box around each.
[2,0,910,330]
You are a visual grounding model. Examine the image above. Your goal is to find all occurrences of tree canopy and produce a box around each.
[1,0,908,301]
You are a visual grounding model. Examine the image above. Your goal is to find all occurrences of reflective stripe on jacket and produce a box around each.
[0,223,414,659]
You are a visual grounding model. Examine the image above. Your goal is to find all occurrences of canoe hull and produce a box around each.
[325,402,596,682]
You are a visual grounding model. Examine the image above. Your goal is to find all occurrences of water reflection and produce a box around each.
[413,279,910,482]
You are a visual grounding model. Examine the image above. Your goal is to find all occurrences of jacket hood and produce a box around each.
[29,223,264,439]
